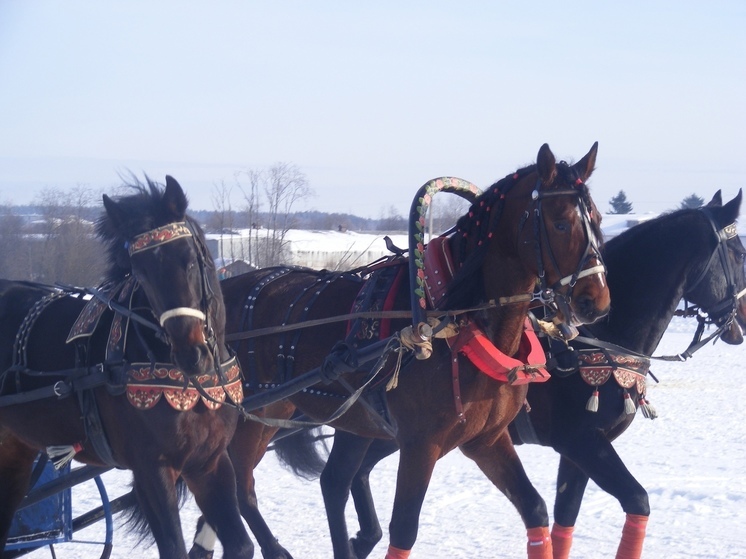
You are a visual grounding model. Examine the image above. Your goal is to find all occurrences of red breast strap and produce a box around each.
[450,318,550,385]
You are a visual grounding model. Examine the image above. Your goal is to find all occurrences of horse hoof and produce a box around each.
[261,548,294,559]
[351,535,378,559]
[188,543,214,559]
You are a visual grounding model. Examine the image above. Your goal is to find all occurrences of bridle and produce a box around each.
[670,207,746,358]
[124,220,224,374]
[518,175,606,334]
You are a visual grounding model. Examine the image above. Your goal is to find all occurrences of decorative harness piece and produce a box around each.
[576,350,652,417]
[127,221,208,327]
[424,236,550,384]
[409,174,606,346]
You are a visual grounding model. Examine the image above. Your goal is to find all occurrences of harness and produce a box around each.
[408,174,606,349]
[513,208,746,447]
[0,221,239,468]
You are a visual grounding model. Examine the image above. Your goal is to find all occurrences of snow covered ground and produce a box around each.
[12,315,745,559]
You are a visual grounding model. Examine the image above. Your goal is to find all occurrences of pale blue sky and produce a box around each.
[0,1,744,217]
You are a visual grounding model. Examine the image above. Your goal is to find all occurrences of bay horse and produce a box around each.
[190,143,611,559]
[0,177,254,559]
[278,189,746,559]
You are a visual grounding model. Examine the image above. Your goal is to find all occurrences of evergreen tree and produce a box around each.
[608,190,633,214]
[679,194,705,210]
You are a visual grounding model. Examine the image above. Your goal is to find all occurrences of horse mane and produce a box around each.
[443,161,598,310]
[603,207,698,260]
[95,175,205,283]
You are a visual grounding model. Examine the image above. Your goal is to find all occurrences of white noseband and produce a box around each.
[159,307,207,328]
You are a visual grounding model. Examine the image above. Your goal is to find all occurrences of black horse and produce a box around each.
[0,177,253,559]
[274,189,746,559]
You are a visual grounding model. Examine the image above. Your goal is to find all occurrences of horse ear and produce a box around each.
[102,194,127,230]
[572,142,599,182]
[164,176,188,221]
[706,190,723,208]
[536,144,556,185]
[719,189,742,226]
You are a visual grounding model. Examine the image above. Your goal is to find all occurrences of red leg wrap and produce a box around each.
[615,513,648,559]
[551,523,574,559]
[385,544,411,559]
[527,526,553,559]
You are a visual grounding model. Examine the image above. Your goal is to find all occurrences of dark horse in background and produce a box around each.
[276,190,746,559]
[190,143,611,559]
[0,178,254,559]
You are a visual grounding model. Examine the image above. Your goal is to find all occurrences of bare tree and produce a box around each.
[377,205,406,232]
[0,209,29,280]
[30,186,105,285]
[430,196,470,235]
[233,163,314,267]
[263,162,313,265]
[209,180,239,265]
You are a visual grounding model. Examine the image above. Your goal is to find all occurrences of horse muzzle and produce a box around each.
[160,309,216,377]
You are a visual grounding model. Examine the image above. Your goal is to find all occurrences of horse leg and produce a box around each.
[555,432,650,559]
[320,431,375,559]
[386,440,440,558]
[232,418,294,559]
[550,456,590,559]
[189,404,296,559]
[184,450,254,559]
[131,465,190,559]
[461,431,551,559]
[0,432,37,551]
[349,438,399,559]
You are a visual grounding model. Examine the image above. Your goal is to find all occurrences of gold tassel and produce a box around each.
[585,388,599,412]
[46,442,83,470]
[386,347,406,391]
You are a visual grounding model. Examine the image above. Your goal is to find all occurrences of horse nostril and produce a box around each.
[191,346,202,366]
[574,294,595,320]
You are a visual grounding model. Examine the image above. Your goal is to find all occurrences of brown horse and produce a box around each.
[0,178,253,559]
[191,143,611,559]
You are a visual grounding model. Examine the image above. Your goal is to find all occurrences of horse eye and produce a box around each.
[554,220,570,233]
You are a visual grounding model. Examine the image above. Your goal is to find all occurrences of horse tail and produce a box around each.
[271,427,329,480]
[122,476,190,543]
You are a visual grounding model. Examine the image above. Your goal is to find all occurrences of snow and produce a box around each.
[15,316,746,559]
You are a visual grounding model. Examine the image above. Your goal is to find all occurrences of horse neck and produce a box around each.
[589,223,704,355]
[447,225,537,357]
[479,250,536,357]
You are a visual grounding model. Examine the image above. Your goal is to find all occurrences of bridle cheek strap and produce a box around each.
[159,307,207,328]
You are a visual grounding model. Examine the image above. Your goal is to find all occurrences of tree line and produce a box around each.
[0,163,469,286]
[608,190,705,214]
[2,167,706,287]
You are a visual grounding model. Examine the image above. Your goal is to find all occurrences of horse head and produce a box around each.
[448,143,610,333]
[687,189,746,345]
[98,176,227,378]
